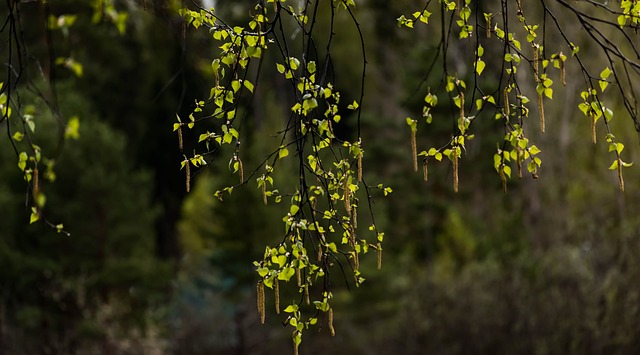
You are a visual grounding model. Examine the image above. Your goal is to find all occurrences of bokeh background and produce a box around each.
[2,1,640,354]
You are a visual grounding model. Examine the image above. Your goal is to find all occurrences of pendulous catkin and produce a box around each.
[262,180,267,205]
[353,249,359,271]
[33,167,39,197]
[377,243,382,271]
[533,46,540,82]
[349,223,356,249]
[353,206,358,229]
[504,88,510,116]
[486,16,491,38]
[561,59,566,86]
[178,125,183,151]
[357,150,363,182]
[257,281,265,324]
[275,278,280,314]
[517,148,523,179]
[344,175,351,215]
[411,129,418,172]
[459,92,465,120]
[238,158,244,183]
[453,151,459,193]
[538,91,546,133]
[423,160,428,181]
[185,163,191,193]
[305,284,310,305]
[328,308,335,336]
[618,158,625,192]
[591,113,597,144]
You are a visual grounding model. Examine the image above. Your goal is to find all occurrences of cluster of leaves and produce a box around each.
[399,0,637,193]
[177,0,388,351]
[2,0,135,234]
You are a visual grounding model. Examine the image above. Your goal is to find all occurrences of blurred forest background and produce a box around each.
[2,0,640,354]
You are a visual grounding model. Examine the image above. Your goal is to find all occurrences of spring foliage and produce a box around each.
[3,0,640,352]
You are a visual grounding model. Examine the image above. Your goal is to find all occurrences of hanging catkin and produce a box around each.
[262,179,267,205]
[328,308,335,336]
[357,153,363,182]
[459,92,465,121]
[591,113,597,144]
[453,151,459,193]
[257,281,265,324]
[377,243,382,271]
[275,277,280,314]
[533,46,540,82]
[423,160,428,181]
[517,148,523,179]
[304,284,310,305]
[618,158,625,192]
[238,158,244,183]
[486,16,491,38]
[411,129,418,172]
[538,91,546,133]
[344,175,351,215]
[185,163,191,193]
[504,88,510,116]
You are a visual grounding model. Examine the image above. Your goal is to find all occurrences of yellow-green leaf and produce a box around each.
[476,59,486,75]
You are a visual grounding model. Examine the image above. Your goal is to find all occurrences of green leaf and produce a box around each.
[544,88,553,99]
[290,204,299,215]
[257,267,269,277]
[503,165,512,178]
[599,80,609,93]
[307,61,317,74]
[288,57,300,70]
[405,117,414,126]
[618,15,627,27]
[231,80,241,93]
[604,108,614,122]
[313,300,330,312]
[529,145,541,155]
[64,116,80,139]
[476,59,486,75]
[279,146,289,159]
[29,208,39,224]
[293,331,302,345]
[303,98,318,111]
[284,304,299,313]
[18,152,28,171]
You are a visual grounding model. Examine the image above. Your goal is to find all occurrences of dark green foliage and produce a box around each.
[0,90,171,354]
